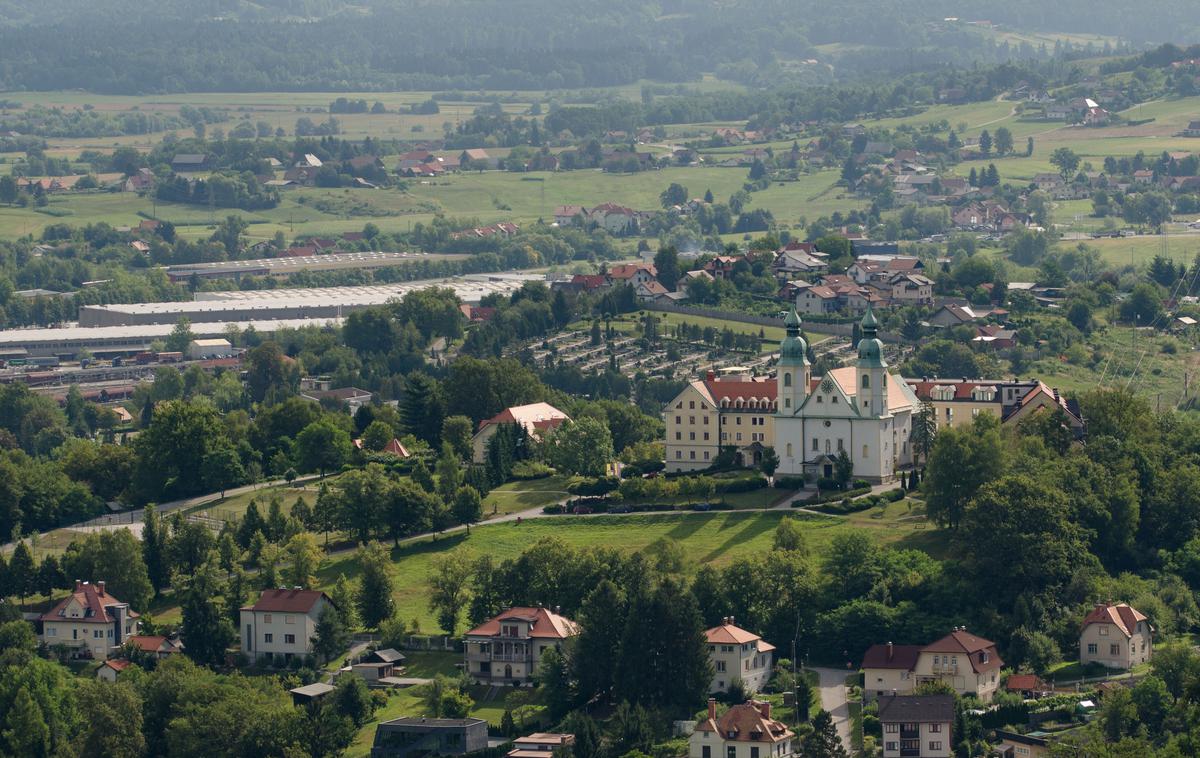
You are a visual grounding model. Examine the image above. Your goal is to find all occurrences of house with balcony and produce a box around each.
[464,606,580,686]
[878,694,954,758]
[1080,602,1153,669]
[40,580,139,659]
[705,618,776,694]
[689,699,794,758]
[862,628,1003,702]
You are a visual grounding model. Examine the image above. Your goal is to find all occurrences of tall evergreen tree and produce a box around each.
[574,579,627,702]
[8,541,36,602]
[615,577,712,713]
[802,710,848,758]
[143,504,169,595]
[357,541,395,628]
[400,373,445,445]
[180,559,235,667]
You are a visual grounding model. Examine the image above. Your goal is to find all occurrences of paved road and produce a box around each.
[811,666,854,753]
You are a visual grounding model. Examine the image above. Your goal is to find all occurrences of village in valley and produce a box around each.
[8,3,1200,757]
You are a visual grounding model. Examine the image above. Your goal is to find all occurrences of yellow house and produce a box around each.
[664,372,776,472]
[40,580,139,659]
[862,629,1003,703]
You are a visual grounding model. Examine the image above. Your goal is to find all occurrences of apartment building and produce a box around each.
[878,695,954,758]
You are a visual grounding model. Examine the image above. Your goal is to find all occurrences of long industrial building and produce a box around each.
[77,273,541,327]
[164,251,464,283]
[0,318,345,358]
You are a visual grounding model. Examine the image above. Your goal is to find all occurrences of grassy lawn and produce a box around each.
[482,475,578,517]
[317,509,925,634]
[401,650,462,679]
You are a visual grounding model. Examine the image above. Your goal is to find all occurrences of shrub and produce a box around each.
[883,488,906,502]
[816,477,841,490]
[853,479,871,489]
[542,504,564,514]
[622,460,666,477]
[568,477,619,496]
[717,474,768,493]
[511,460,554,480]
[773,475,808,490]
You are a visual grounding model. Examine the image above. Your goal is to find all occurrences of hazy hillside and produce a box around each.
[0,0,1193,93]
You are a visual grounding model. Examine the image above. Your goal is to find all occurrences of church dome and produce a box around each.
[856,307,886,367]
[780,307,808,365]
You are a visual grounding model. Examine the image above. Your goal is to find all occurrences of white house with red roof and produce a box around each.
[1080,602,1153,668]
[464,606,580,686]
[471,402,570,464]
[605,262,657,288]
[240,588,336,664]
[705,618,776,694]
[40,580,139,659]
[689,699,795,758]
[861,628,1004,702]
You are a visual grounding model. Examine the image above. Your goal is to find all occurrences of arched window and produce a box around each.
[862,374,870,389]
[786,443,793,457]
[784,398,791,409]
[783,372,792,387]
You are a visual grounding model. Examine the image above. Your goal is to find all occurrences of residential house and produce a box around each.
[973,324,1017,350]
[664,371,776,472]
[908,378,1084,434]
[283,165,321,185]
[124,168,155,193]
[370,717,489,758]
[130,240,151,254]
[862,629,1004,702]
[553,205,587,226]
[126,634,183,659]
[471,403,570,464]
[96,658,133,682]
[1045,104,1073,121]
[1183,120,1200,138]
[170,154,208,172]
[507,734,575,758]
[927,304,991,328]
[794,284,841,315]
[705,618,776,694]
[588,203,639,235]
[635,280,671,302]
[40,580,139,658]
[705,255,745,280]
[1032,173,1065,192]
[464,606,580,686]
[1080,602,1153,669]
[877,694,954,758]
[993,731,1051,758]
[239,588,337,664]
[688,699,795,758]
[606,262,657,288]
[772,245,828,279]
[290,682,336,707]
[889,273,934,305]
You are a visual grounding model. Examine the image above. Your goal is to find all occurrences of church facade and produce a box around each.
[773,307,918,484]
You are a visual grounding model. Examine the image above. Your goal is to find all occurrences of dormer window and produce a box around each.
[980,651,989,664]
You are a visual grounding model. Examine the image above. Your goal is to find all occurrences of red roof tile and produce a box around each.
[922,630,1003,674]
[694,701,794,743]
[41,582,139,624]
[1082,603,1149,638]
[242,588,330,614]
[465,606,580,639]
[705,623,762,645]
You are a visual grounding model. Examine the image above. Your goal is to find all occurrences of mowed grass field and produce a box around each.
[316,509,927,635]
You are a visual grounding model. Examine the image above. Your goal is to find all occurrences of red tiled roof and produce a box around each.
[702,377,778,404]
[908,380,1000,402]
[1082,603,1148,638]
[694,701,794,743]
[862,644,923,670]
[128,635,170,653]
[638,281,669,296]
[607,263,656,280]
[477,403,570,434]
[705,623,762,645]
[103,659,133,671]
[41,582,139,624]
[922,630,1003,674]
[570,274,607,289]
[1005,674,1048,692]
[242,588,330,614]
[465,606,580,639]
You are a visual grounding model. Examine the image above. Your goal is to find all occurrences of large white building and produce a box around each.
[774,307,919,483]
[240,588,336,664]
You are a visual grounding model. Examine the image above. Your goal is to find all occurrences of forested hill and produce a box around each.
[0,0,1193,93]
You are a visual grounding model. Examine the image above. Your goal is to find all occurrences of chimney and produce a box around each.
[759,701,771,720]
[886,642,893,662]
[707,370,716,382]
[74,579,82,592]
[707,698,717,721]
[554,605,561,614]
[729,616,735,626]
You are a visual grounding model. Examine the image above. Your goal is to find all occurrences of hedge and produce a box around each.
[568,477,619,496]
[797,486,872,507]
[773,475,808,490]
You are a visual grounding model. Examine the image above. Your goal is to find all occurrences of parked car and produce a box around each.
[691,502,712,511]
[572,504,594,515]
[610,504,633,513]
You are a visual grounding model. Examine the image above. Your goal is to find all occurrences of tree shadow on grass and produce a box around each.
[700,512,780,563]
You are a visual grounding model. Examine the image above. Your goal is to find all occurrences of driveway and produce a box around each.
[811,666,853,753]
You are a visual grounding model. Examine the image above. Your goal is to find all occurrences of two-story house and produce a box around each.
[705,618,776,694]
[40,580,139,659]
[464,606,580,686]
[862,629,1004,702]
[689,699,795,758]
[240,588,336,664]
[878,695,954,758]
[1079,602,1153,669]
[471,403,570,464]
